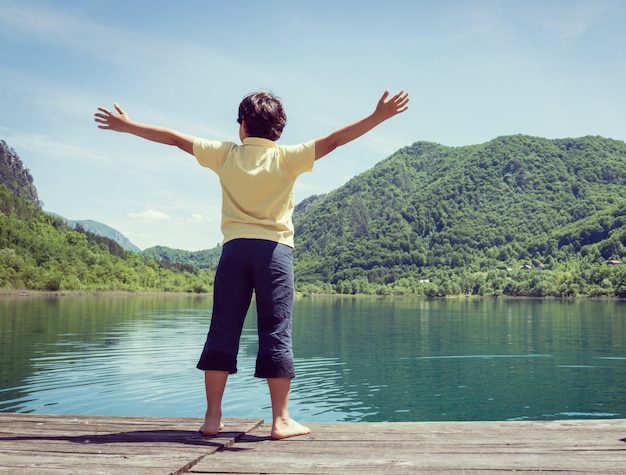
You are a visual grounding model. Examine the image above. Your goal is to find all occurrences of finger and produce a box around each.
[391,90,408,102]
[397,96,410,108]
[114,103,124,114]
[394,92,410,108]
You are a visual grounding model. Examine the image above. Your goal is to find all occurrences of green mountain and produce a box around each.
[0,141,213,293]
[1,141,141,253]
[293,135,626,296]
[5,135,626,297]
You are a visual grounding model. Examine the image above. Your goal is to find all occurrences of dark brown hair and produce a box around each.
[237,91,286,141]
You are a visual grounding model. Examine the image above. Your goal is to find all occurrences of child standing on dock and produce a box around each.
[94,89,409,439]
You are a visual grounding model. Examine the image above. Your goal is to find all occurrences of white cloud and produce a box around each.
[190,213,216,224]
[129,210,171,223]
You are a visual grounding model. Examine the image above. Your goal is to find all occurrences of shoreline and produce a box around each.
[0,289,213,298]
[1,288,622,300]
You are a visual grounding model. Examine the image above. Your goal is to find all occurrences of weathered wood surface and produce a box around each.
[192,420,626,474]
[0,413,262,475]
[1,415,625,474]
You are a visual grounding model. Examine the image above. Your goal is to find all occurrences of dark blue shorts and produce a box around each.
[196,239,295,378]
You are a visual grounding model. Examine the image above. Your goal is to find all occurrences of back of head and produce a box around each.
[238,91,286,141]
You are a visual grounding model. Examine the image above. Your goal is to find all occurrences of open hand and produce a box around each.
[374,90,410,120]
[94,104,131,132]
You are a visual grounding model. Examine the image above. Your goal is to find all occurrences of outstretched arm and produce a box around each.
[314,89,409,160]
[94,104,195,155]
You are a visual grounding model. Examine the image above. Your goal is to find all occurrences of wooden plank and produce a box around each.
[2,415,625,474]
[0,413,263,475]
[190,420,626,474]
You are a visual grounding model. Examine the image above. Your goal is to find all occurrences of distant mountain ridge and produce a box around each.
[50,215,142,253]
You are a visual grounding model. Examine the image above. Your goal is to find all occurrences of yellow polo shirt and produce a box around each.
[193,137,315,248]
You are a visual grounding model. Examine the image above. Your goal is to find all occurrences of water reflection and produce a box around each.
[1,295,625,422]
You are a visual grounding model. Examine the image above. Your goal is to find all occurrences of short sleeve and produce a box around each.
[280,140,316,177]
[193,138,237,172]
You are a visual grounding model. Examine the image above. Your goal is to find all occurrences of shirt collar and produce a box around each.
[242,137,278,148]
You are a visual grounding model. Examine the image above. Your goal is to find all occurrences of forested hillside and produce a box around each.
[4,136,626,297]
[142,245,222,270]
[293,135,626,297]
[0,142,213,292]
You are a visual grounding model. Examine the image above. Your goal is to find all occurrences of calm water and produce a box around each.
[1,295,625,423]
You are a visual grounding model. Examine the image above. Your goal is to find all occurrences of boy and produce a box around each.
[94,89,409,439]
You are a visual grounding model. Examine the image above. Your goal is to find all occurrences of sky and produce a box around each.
[1,0,625,251]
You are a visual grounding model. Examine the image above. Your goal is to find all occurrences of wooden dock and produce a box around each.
[1,413,625,474]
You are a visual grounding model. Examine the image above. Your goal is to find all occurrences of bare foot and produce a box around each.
[199,421,224,436]
[270,417,311,440]
[199,411,224,436]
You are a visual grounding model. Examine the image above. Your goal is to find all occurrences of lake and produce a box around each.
[1,295,625,423]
